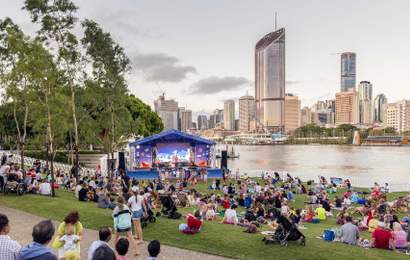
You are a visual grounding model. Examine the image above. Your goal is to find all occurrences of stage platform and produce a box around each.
[127,168,223,180]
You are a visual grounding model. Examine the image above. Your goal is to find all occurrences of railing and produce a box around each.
[1,150,95,176]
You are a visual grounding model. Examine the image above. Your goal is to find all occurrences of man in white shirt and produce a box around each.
[221,204,238,225]
[87,227,112,260]
[0,213,21,260]
[39,180,52,196]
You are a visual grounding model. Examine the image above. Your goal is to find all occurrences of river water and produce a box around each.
[226,145,410,191]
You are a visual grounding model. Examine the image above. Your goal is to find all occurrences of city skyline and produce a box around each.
[2,1,410,115]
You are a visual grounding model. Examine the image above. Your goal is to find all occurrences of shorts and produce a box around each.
[132,209,144,220]
[117,227,131,233]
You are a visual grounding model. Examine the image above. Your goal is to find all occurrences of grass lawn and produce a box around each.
[0,181,409,260]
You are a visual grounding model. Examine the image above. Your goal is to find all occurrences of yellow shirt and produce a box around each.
[368,219,379,233]
[315,207,326,220]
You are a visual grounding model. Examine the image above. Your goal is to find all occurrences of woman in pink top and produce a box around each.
[391,222,408,252]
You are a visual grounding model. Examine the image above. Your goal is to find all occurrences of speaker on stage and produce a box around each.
[221,150,228,169]
[118,152,126,171]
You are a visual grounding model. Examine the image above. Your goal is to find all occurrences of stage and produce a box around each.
[126,129,221,179]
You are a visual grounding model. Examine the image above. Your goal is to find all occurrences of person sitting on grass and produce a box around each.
[340,216,360,245]
[221,204,238,225]
[78,184,88,202]
[315,204,326,221]
[179,210,203,234]
[147,240,161,260]
[38,180,52,196]
[371,222,393,250]
[391,222,408,253]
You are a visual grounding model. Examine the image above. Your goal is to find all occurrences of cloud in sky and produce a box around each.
[188,76,251,95]
[131,52,197,83]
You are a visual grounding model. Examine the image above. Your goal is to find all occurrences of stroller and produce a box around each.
[263,210,306,247]
[160,194,181,219]
[141,195,157,229]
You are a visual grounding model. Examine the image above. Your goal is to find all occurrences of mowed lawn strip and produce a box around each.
[0,181,408,260]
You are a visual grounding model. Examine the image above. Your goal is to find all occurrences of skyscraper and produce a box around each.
[284,94,301,133]
[197,115,208,130]
[357,81,373,125]
[224,100,235,131]
[341,52,356,92]
[373,94,387,123]
[239,94,255,132]
[180,109,192,132]
[385,100,410,133]
[154,94,178,130]
[255,28,285,133]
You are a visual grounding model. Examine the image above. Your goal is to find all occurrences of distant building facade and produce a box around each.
[284,94,301,133]
[300,106,312,126]
[335,88,359,125]
[224,100,235,131]
[180,109,192,132]
[385,100,410,133]
[341,52,356,92]
[373,94,387,123]
[197,115,208,130]
[357,81,373,125]
[239,94,255,132]
[154,94,178,130]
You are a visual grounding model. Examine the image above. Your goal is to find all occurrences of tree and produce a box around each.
[81,19,131,179]
[24,0,84,181]
[0,18,33,170]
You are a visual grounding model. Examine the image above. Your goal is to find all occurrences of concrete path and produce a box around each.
[1,206,230,260]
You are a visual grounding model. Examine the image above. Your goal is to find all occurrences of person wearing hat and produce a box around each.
[371,221,393,249]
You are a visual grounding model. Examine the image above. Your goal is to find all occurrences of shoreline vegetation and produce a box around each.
[1,178,409,260]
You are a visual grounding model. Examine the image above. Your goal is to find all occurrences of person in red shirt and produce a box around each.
[372,222,393,249]
[182,210,202,234]
[222,195,230,210]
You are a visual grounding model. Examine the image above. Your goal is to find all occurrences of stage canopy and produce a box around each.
[129,129,215,146]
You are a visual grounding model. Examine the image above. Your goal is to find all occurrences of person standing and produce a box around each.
[0,213,21,260]
[19,220,57,260]
[113,197,139,256]
[128,187,147,244]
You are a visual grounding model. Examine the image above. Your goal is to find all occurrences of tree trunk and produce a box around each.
[45,94,55,197]
[71,89,80,183]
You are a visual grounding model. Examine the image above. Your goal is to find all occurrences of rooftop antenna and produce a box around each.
[274,12,277,30]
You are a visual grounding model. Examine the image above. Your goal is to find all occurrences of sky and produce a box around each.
[1,0,410,118]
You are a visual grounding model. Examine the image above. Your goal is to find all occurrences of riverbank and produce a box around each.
[0,182,408,260]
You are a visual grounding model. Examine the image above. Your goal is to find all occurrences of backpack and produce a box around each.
[114,209,132,230]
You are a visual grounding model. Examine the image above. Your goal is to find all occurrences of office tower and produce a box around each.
[208,115,215,129]
[300,106,312,126]
[335,88,359,125]
[325,100,336,124]
[341,52,356,92]
[224,100,235,131]
[239,94,255,132]
[357,81,373,124]
[255,28,285,133]
[385,100,410,133]
[213,109,224,127]
[373,94,387,123]
[177,107,185,130]
[197,115,208,130]
[284,94,301,133]
[154,94,178,130]
[180,109,192,132]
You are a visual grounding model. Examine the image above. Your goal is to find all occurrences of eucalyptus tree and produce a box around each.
[24,0,84,180]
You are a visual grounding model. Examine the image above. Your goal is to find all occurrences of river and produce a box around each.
[226,145,410,191]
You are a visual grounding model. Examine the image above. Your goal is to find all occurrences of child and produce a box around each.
[115,238,130,260]
[148,240,161,260]
[59,224,80,260]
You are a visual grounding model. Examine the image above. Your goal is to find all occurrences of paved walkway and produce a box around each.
[1,206,230,260]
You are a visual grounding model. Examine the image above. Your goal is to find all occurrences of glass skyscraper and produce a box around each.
[255,28,285,133]
[341,52,356,92]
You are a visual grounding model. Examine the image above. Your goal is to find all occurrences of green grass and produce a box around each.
[0,182,409,260]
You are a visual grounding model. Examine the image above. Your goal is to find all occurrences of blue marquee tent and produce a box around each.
[129,129,215,146]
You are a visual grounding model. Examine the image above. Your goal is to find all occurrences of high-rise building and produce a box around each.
[180,108,192,132]
[300,106,312,126]
[239,94,255,132]
[154,94,178,130]
[357,81,373,125]
[335,88,359,125]
[255,28,285,133]
[224,100,235,131]
[385,100,410,133]
[197,115,208,130]
[373,94,387,123]
[284,94,301,133]
[341,52,356,92]
[208,115,215,129]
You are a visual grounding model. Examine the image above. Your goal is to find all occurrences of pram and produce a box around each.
[263,210,306,247]
[160,194,181,219]
[141,196,157,229]
[3,173,25,196]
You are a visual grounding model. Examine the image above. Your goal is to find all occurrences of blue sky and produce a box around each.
[1,0,410,116]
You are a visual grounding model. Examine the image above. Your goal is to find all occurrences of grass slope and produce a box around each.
[0,183,408,260]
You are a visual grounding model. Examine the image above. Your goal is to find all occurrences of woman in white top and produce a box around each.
[127,187,147,244]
